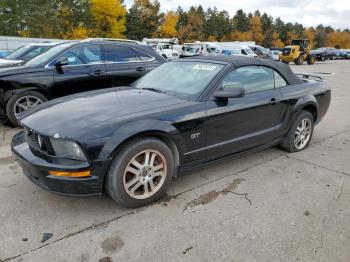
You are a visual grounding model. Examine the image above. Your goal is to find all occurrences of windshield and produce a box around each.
[183,46,195,53]
[25,42,73,66]
[6,45,52,61]
[244,48,254,55]
[133,61,224,100]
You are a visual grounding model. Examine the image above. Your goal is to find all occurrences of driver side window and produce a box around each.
[62,44,102,65]
[222,66,275,94]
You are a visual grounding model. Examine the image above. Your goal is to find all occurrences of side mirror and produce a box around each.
[55,57,69,68]
[214,85,245,99]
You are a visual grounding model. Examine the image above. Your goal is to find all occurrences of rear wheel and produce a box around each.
[279,111,314,153]
[294,55,304,65]
[6,90,47,126]
[106,138,175,208]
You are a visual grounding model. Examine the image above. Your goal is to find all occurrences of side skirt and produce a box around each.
[176,138,282,177]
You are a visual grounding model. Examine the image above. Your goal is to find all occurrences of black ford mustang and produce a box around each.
[12,56,331,207]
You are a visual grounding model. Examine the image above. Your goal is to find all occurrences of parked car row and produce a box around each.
[311,47,350,61]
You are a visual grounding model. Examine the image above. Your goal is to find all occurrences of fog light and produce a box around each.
[49,170,91,177]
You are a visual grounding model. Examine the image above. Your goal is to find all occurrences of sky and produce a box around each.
[125,0,350,30]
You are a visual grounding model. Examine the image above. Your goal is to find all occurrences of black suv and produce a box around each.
[0,39,166,126]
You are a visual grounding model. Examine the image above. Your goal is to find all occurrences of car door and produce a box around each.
[103,44,150,87]
[51,44,108,98]
[205,65,287,160]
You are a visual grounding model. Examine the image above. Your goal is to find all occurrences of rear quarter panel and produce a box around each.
[280,79,330,131]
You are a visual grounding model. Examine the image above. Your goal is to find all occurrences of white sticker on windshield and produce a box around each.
[193,64,217,71]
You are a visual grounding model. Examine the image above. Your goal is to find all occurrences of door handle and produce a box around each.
[136,67,146,72]
[91,70,103,76]
[270,98,280,105]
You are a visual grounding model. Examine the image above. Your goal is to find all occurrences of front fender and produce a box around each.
[3,87,48,104]
[98,119,183,161]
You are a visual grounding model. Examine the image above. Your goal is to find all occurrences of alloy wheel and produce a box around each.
[123,149,167,199]
[13,95,43,117]
[294,118,312,150]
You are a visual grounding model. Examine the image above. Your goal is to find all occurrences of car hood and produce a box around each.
[20,87,187,138]
[0,65,43,77]
[0,59,23,64]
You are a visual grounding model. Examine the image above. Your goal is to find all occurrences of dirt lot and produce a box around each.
[1,60,349,262]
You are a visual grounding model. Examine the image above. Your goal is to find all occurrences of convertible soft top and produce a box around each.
[184,56,303,85]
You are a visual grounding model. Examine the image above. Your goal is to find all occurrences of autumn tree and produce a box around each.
[58,0,91,39]
[126,0,162,40]
[326,31,350,48]
[159,11,178,37]
[304,27,316,48]
[250,14,263,44]
[177,6,204,42]
[271,31,284,47]
[90,0,126,38]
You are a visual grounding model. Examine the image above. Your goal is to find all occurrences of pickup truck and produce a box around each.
[12,56,331,207]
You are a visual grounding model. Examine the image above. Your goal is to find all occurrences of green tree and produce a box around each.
[233,9,250,32]
[126,0,162,40]
[314,24,328,47]
[176,6,188,31]
[260,13,274,47]
[0,0,21,36]
[203,7,231,41]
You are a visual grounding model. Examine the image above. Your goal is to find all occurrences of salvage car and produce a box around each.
[0,39,165,126]
[12,56,331,207]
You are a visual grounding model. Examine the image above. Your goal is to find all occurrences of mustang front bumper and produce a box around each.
[11,131,109,196]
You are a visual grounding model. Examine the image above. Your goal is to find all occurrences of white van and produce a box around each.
[218,43,257,58]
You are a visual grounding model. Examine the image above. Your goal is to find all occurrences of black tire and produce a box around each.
[282,60,290,64]
[306,55,315,65]
[106,137,175,208]
[5,90,48,127]
[279,110,314,153]
[294,55,304,65]
[162,54,167,60]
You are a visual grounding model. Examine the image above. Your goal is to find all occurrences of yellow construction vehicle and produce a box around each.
[279,39,315,65]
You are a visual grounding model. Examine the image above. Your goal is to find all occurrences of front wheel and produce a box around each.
[279,111,314,153]
[106,138,175,208]
[6,90,47,126]
[294,55,304,65]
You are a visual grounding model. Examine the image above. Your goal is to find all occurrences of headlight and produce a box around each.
[49,138,87,161]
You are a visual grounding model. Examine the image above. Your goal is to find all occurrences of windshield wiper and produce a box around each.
[141,87,167,94]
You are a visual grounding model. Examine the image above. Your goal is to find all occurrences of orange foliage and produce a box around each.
[159,11,179,37]
[326,31,350,49]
